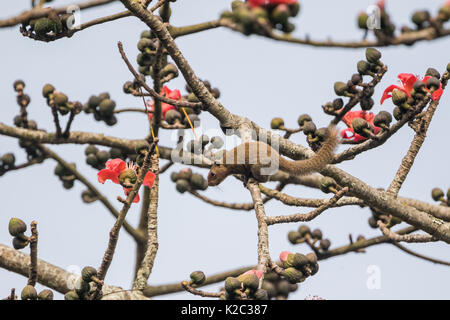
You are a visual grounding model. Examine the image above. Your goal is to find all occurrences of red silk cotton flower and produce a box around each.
[97,158,155,203]
[247,0,298,8]
[147,86,181,120]
[380,73,443,105]
[340,110,380,143]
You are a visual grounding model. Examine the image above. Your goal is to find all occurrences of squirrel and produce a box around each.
[207,126,339,186]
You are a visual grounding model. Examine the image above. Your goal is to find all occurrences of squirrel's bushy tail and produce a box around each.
[279,125,339,176]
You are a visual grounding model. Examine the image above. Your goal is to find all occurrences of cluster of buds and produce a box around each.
[288,224,332,252]
[279,250,319,283]
[260,270,298,300]
[65,266,101,300]
[136,30,179,82]
[54,162,77,190]
[7,218,53,300]
[381,69,443,122]
[84,145,113,170]
[358,1,395,39]
[368,208,401,229]
[83,92,117,126]
[25,10,62,37]
[43,84,82,116]
[20,285,54,300]
[410,1,450,30]
[221,0,300,35]
[12,80,35,128]
[8,218,29,250]
[431,187,450,206]
[223,270,267,300]
[171,168,208,193]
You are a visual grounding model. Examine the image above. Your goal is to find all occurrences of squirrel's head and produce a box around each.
[207,163,228,186]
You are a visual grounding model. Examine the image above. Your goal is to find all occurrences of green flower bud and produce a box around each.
[297,225,310,237]
[21,285,37,300]
[119,169,137,188]
[319,239,331,251]
[85,145,99,156]
[374,111,392,128]
[352,118,372,136]
[271,117,285,130]
[411,10,430,26]
[190,271,206,285]
[86,154,98,167]
[426,77,441,91]
[237,273,259,291]
[368,216,378,228]
[13,236,28,249]
[360,98,374,111]
[357,60,371,75]
[98,99,116,117]
[447,63,450,73]
[104,115,118,127]
[391,89,408,106]
[137,38,154,52]
[357,12,369,29]
[109,148,124,159]
[81,266,98,282]
[176,179,190,193]
[261,280,277,298]
[225,277,241,293]
[413,80,426,93]
[42,84,55,98]
[53,93,68,106]
[231,1,245,11]
[164,109,182,124]
[438,4,450,22]
[287,231,301,244]
[178,168,192,180]
[64,290,80,300]
[306,252,317,265]
[302,121,316,135]
[297,114,312,127]
[311,228,323,240]
[276,279,291,296]
[8,218,27,237]
[292,253,309,269]
[13,80,25,92]
[365,48,382,63]
[271,4,290,25]
[33,17,56,35]
[96,150,110,163]
[283,267,304,284]
[1,153,16,167]
[425,68,440,79]
[63,180,74,190]
[431,188,444,201]
[170,172,179,182]
[88,95,101,109]
[333,81,348,96]
[38,289,54,300]
[320,177,337,194]
[141,30,152,39]
[190,173,205,190]
[160,64,178,78]
[254,288,269,300]
[351,73,362,85]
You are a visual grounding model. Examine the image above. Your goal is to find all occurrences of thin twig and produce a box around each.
[265,187,348,225]
[27,221,38,286]
[377,221,438,243]
[181,281,222,298]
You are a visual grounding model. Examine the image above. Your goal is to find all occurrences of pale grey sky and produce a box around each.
[0,0,449,299]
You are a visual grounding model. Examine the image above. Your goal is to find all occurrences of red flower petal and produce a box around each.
[105,158,126,174]
[280,251,292,262]
[143,171,156,188]
[243,269,263,279]
[432,87,444,101]
[380,85,403,104]
[98,168,120,184]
